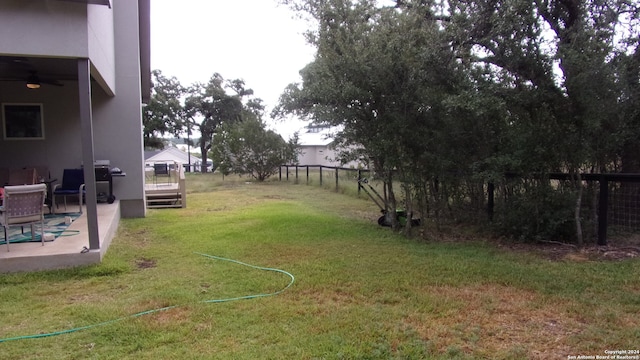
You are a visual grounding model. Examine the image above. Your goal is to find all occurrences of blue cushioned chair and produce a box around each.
[52,169,85,214]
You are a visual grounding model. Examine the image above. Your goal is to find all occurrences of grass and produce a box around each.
[0,173,639,359]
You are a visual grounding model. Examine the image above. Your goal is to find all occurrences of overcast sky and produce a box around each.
[150,0,316,139]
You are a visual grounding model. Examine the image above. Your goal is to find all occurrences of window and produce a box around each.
[2,103,45,140]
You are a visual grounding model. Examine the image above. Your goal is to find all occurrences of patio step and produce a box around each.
[146,191,183,209]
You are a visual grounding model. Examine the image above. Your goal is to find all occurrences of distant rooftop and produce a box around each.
[297,125,336,146]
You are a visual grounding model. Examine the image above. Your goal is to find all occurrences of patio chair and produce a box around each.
[153,163,171,185]
[52,169,85,214]
[7,167,38,186]
[0,184,47,252]
[1,168,38,208]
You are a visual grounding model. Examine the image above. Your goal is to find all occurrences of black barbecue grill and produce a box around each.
[94,160,124,204]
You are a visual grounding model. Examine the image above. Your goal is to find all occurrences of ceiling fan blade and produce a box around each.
[0,74,64,87]
[40,77,64,86]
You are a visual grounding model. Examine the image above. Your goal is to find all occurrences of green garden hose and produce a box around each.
[0,253,295,343]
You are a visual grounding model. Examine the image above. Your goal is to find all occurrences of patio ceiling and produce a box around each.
[0,0,149,100]
[0,56,79,88]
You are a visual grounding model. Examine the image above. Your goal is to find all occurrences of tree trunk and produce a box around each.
[403,182,413,235]
[200,142,209,173]
[574,173,584,247]
[386,171,399,230]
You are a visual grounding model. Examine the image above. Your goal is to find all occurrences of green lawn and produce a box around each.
[0,173,639,359]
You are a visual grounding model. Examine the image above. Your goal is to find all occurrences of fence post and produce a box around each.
[320,166,323,186]
[357,169,362,195]
[335,167,339,192]
[279,166,282,181]
[598,176,608,246]
[306,166,309,185]
[286,166,289,181]
[295,166,299,182]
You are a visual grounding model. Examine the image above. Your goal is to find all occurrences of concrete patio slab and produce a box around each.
[0,202,120,273]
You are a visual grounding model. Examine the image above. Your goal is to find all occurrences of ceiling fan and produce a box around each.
[0,57,65,88]
[25,71,64,89]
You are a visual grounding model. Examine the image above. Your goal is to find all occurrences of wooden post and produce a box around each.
[357,169,362,195]
[286,166,289,181]
[279,166,282,181]
[306,166,309,184]
[320,167,323,186]
[598,176,608,246]
[335,168,339,192]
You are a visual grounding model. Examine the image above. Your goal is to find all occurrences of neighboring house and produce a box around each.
[164,137,201,155]
[175,143,201,156]
[296,126,335,166]
[0,0,150,251]
[145,146,205,172]
[296,125,362,168]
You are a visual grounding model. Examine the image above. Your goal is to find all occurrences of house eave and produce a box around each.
[56,0,112,8]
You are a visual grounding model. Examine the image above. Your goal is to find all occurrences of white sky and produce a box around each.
[150,0,316,139]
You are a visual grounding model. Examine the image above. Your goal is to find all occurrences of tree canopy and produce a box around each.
[183,74,252,172]
[276,0,640,240]
[143,72,263,172]
[211,115,299,181]
[142,70,186,149]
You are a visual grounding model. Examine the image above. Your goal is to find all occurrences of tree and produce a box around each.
[210,116,299,181]
[142,70,186,149]
[184,74,248,172]
[278,0,640,242]
[276,0,468,230]
[442,0,640,244]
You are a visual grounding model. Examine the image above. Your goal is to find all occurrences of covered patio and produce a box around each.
[0,0,150,272]
[0,201,120,273]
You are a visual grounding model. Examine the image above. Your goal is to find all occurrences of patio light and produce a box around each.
[26,74,41,89]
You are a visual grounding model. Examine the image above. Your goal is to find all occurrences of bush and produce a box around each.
[494,181,577,242]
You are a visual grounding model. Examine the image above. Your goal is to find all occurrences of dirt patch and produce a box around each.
[404,284,581,359]
[425,225,640,262]
[124,228,152,249]
[495,241,640,262]
[135,258,157,269]
[147,306,190,326]
[262,194,287,200]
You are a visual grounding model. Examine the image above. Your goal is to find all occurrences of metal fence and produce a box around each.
[278,165,369,194]
[279,165,640,245]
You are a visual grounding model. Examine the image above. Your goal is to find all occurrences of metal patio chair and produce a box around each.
[0,184,47,252]
[52,169,85,214]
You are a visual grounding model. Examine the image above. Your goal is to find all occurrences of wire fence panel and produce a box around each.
[279,166,640,245]
[609,182,640,233]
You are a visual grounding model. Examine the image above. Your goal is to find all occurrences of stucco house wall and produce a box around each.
[92,0,146,217]
[0,82,83,173]
[87,4,116,93]
[0,1,88,57]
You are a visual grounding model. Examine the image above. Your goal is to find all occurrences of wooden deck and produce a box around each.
[144,166,186,209]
